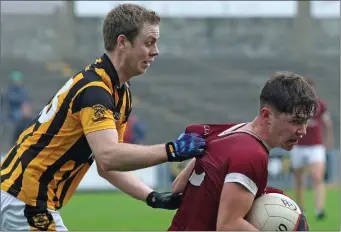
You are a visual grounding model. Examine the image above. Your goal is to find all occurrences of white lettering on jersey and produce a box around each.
[224,172,258,195]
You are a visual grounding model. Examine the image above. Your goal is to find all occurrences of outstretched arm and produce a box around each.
[97,164,182,210]
[97,164,152,201]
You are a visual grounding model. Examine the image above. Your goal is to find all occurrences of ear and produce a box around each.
[260,107,271,122]
[117,34,128,50]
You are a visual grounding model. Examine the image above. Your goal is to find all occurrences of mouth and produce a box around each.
[287,139,298,144]
[142,61,152,66]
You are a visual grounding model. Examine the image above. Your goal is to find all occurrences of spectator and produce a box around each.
[6,71,29,122]
[123,114,147,144]
[290,78,334,220]
[12,102,33,145]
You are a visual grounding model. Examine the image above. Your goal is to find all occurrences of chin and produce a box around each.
[137,67,148,75]
[281,143,294,151]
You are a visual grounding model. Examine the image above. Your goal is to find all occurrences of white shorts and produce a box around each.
[0,190,68,231]
[290,144,326,169]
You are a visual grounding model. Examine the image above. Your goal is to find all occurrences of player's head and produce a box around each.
[258,71,318,150]
[103,4,160,76]
[304,77,316,90]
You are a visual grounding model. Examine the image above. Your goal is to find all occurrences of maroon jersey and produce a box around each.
[298,99,327,146]
[169,123,269,231]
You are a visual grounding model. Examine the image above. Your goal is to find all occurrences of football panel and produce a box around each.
[245,205,262,229]
[261,217,296,231]
[264,204,300,223]
[246,196,271,229]
[256,193,302,214]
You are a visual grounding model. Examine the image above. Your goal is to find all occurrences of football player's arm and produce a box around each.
[97,156,182,210]
[217,182,259,231]
[77,86,167,171]
[80,86,205,172]
[172,158,196,193]
[87,129,168,171]
[321,104,334,150]
[97,165,153,201]
[216,159,264,231]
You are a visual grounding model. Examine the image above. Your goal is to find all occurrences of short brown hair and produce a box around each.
[103,4,160,51]
[260,71,318,118]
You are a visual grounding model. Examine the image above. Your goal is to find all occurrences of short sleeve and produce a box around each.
[319,100,330,120]
[117,122,127,143]
[73,86,116,135]
[224,150,268,196]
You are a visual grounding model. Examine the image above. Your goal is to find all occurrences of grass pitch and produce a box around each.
[60,188,340,231]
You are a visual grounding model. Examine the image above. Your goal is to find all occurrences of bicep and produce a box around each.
[86,129,118,162]
[217,182,255,227]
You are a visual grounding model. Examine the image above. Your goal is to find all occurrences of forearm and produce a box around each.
[172,159,196,193]
[217,218,259,231]
[99,143,168,171]
[98,168,153,201]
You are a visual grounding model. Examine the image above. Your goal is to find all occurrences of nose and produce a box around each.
[296,123,307,136]
[150,44,159,57]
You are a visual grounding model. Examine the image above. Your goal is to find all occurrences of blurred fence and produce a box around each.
[0,2,339,190]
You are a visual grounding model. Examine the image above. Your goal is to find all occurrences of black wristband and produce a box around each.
[165,142,177,161]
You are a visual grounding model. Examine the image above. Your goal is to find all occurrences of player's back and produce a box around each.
[169,125,269,231]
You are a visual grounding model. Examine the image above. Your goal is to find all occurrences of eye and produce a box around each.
[291,119,308,125]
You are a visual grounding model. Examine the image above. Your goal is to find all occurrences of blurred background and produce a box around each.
[0,1,339,230]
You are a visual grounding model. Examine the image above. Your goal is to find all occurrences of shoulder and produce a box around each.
[318,99,327,111]
[208,132,268,162]
[71,83,114,114]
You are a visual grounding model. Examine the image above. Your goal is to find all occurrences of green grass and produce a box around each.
[60,188,340,231]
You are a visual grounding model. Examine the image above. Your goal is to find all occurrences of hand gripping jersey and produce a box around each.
[1,54,132,211]
[169,123,270,231]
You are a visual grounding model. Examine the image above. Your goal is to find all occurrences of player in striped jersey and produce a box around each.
[0,4,206,231]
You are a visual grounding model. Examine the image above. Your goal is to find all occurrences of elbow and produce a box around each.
[216,219,239,231]
[95,153,117,172]
[96,163,106,177]
[216,224,232,231]
[96,158,111,173]
[95,153,129,172]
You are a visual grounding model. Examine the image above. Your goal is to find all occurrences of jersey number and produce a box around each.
[188,171,206,186]
[38,78,74,123]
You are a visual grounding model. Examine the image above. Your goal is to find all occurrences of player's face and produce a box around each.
[125,23,160,76]
[268,110,309,151]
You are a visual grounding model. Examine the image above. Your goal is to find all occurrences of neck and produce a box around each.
[244,117,274,149]
[106,51,131,87]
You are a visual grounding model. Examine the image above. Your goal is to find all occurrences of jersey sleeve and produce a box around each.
[117,122,127,143]
[224,149,267,196]
[72,85,116,135]
[319,100,330,121]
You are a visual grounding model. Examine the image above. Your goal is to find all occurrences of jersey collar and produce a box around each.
[101,53,130,91]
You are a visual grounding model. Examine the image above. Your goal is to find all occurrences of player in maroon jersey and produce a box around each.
[290,78,334,219]
[168,71,317,231]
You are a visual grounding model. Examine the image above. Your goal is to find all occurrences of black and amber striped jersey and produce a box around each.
[1,54,132,210]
